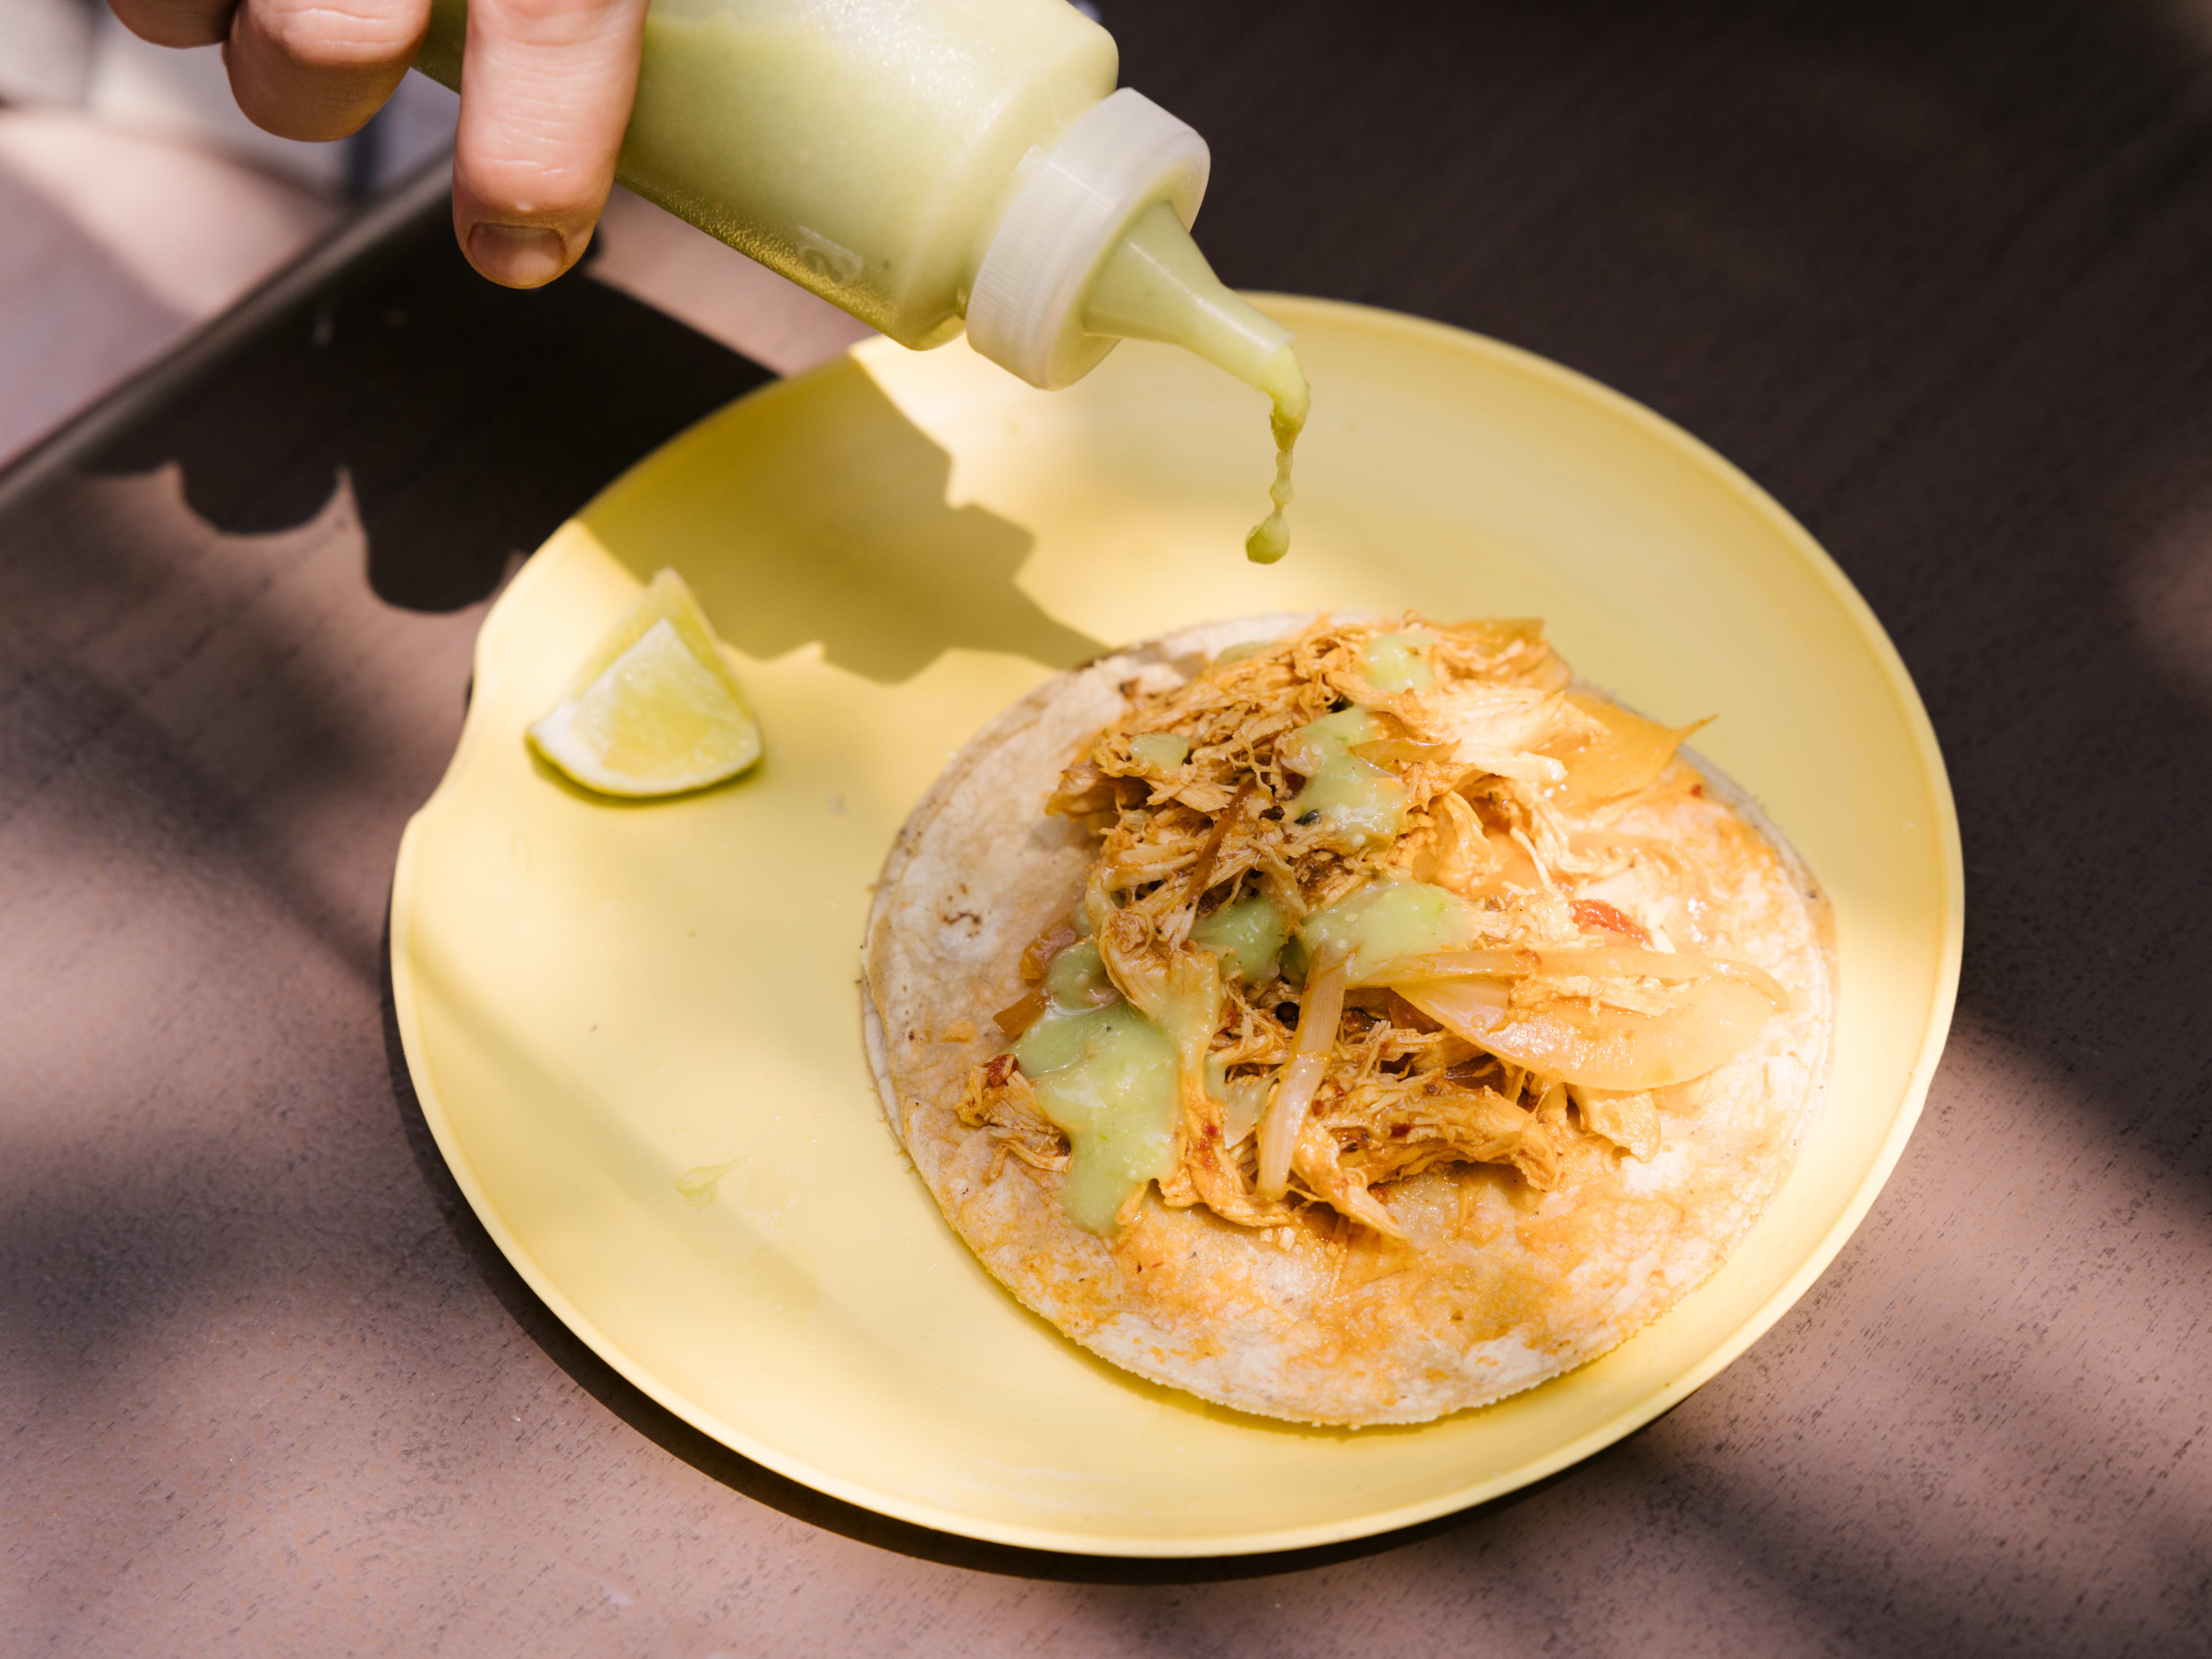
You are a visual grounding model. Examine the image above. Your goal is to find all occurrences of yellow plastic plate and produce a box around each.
[391,299,1961,1556]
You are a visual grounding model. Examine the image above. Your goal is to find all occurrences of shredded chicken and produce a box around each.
[969,615,1745,1235]
[959,1054,1071,1183]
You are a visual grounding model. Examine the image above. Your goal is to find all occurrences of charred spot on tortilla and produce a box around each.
[863,613,1833,1427]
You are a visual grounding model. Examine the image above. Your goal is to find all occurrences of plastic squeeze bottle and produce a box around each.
[414,0,1308,562]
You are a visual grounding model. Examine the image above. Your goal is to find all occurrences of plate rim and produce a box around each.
[388,295,1965,1558]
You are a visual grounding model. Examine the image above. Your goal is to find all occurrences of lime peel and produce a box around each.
[527,567,763,798]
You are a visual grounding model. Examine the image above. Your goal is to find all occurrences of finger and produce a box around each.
[225,0,429,143]
[109,0,234,50]
[450,0,647,288]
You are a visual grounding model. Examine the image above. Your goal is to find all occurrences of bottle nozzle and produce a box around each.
[1082,202,1290,395]
[965,90,1210,389]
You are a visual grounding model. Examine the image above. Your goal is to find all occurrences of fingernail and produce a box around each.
[467,223,567,287]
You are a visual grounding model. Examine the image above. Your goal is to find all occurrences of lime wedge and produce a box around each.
[527,568,762,797]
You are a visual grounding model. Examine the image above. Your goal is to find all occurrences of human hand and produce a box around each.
[107,0,647,287]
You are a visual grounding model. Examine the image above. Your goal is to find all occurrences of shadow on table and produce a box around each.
[82,198,775,617]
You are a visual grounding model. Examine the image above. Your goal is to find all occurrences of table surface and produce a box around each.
[6,2,2209,1654]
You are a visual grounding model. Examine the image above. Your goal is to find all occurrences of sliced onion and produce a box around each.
[1546,694,1709,809]
[1256,950,1347,1200]
[992,988,1048,1039]
[1358,944,1787,1007]
[1017,919,1079,982]
[1220,1074,1271,1146]
[1397,972,1777,1090]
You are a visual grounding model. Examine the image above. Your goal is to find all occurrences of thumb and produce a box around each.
[449,0,647,287]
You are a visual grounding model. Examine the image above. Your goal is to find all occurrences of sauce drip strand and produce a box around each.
[1244,345,1309,564]
[1084,201,1311,563]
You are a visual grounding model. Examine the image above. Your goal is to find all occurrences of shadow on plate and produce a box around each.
[379,907,1593,1581]
[578,366,1103,683]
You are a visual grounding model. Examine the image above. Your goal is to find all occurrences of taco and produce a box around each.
[863,613,1832,1426]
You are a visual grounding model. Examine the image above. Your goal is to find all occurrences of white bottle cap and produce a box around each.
[967,88,1211,389]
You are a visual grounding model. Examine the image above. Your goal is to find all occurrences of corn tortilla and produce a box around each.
[863,616,1832,1425]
